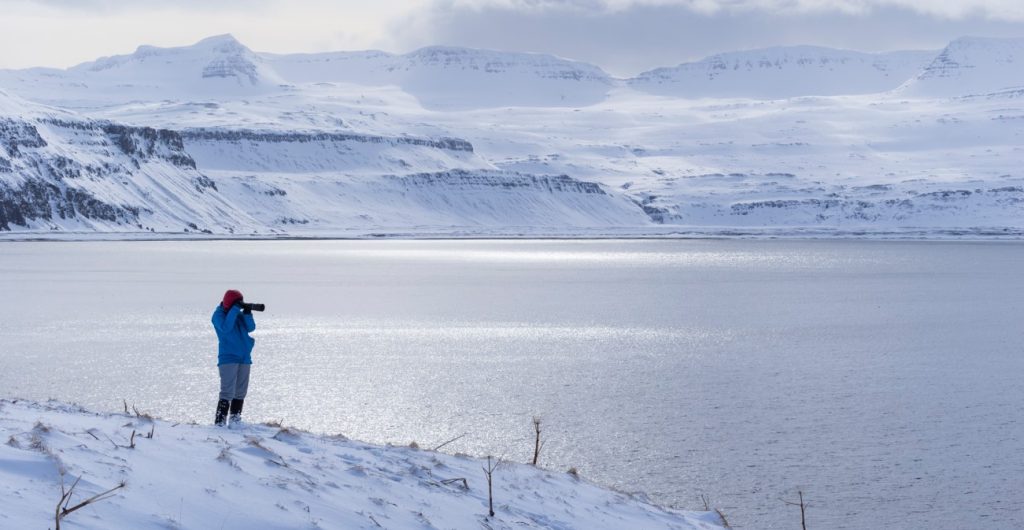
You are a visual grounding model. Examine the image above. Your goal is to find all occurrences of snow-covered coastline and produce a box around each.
[0,399,724,530]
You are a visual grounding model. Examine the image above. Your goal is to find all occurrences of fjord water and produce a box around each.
[1,239,1021,529]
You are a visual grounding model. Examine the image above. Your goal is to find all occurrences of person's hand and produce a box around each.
[242,305,252,315]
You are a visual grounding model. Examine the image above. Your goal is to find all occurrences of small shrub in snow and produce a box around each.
[482,456,505,518]
[216,447,240,470]
[530,416,544,466]
[273,427,304,443]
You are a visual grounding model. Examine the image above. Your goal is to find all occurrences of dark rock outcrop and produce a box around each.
[181,128,474,153]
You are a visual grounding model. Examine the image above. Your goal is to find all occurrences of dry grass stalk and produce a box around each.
[715,508,732,528]
[54,474,125,530]
[432,432,467,452]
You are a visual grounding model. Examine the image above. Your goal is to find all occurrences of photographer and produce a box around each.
[211,289,258,427]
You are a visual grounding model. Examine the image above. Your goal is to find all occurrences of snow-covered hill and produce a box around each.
[629,46,935,99]
[898,37,1024,97]
[0,399,725,529]
[0,88,649,236]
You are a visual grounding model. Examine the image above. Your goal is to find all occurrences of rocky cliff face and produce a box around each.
[179,127,479,175]
[0,118,158,230]
[628,172,1024,234]
[181,128,473,153]
[204,168,649,232]
[0,98,257,233]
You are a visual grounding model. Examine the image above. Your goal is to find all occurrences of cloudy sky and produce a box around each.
[2,0,1023,75]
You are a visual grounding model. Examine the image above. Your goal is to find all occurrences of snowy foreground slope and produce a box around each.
[0,400,724,530]
[1,34,1023,238]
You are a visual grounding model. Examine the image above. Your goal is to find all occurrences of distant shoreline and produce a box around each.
[1,227,1023,243]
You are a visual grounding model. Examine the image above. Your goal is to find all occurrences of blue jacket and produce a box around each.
[212,304,255,365]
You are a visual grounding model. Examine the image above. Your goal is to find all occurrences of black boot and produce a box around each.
[229,398,244,425]
[214,399,230,426]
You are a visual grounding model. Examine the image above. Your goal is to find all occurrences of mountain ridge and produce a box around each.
[4,34,1024,105]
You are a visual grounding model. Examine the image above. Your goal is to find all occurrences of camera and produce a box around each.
[240,302,266,312]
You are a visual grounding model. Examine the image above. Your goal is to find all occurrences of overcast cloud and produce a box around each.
[0,0,1022,74]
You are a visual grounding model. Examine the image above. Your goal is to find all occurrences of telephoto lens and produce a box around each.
[242,303,266,312]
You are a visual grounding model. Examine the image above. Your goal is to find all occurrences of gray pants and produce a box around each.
[218,363,251,401]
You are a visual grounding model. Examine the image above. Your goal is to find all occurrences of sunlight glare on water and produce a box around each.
[0,239,1021,529]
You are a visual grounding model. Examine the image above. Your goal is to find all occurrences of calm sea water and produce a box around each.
[1,239,1022,529]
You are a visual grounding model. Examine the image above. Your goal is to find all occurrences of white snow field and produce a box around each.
[0,399,724,530]
[0,34,1022,238]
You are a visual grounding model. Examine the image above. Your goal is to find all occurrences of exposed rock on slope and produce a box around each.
[0,92,257,233]
[898,37,1024,97]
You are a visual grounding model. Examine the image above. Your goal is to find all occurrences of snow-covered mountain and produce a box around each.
[265,46,614,109]
[0,35,285,107]
[0,35,1022,238]
[72,34,283,90]
[898,37,1024,97]
[629,46,936,99]
[0,37,613,111]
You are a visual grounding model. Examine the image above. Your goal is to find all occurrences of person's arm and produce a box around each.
[242,311,255,332]
[216,304,241,333]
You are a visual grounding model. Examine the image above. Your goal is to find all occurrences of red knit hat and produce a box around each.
[221,289,244,309]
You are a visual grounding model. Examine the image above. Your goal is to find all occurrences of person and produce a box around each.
[211,289,256,427]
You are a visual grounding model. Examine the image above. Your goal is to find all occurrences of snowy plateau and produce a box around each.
[0,34,1022,238]
[0,399,725,530]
